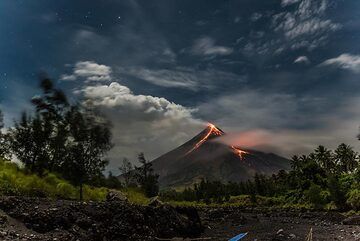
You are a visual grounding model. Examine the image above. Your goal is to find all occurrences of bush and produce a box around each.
[83,186,108,201]
[305,183,325,207]
[56,182,76,199]
[346,189,360,211]
[121,187,149,205]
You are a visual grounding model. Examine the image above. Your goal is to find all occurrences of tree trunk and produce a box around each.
[79,183,83,201]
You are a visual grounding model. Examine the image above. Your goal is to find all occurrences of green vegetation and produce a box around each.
[120,187,149,205]
[7,78,112,200]
[0,158,150,203]
[160,145,360,211]
[0,158,107,201]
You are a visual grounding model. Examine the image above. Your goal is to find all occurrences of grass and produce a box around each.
[163,195,315,211]
[0,159,108,201]
[120,187,149,205]
[0,158,153,204]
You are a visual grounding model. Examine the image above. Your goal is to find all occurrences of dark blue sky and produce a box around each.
[1,0,360,167]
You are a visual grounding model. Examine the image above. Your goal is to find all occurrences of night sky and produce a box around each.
[1,0,360,171]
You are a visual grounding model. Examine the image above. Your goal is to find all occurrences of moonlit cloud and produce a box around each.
[61,61,112,82]
[272,0,341,50]
[294,56,310,64]
[117,66,245,90]
[241,0,341,56]
[320,54,360,73]
[281,0,301,7]
[190,37,233,57]
[73,62,204,169]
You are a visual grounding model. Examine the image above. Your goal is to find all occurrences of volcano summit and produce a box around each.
[151,124,290,188]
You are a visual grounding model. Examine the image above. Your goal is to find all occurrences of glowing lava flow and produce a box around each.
[185,123,223,155]
[231,146,248,159]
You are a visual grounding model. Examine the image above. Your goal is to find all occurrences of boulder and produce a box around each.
[148,196,164,207]
[106,190,128,202]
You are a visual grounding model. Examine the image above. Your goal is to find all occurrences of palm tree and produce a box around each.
[334,143,358,173]
[314,145,334,172]
[291,155,302,172]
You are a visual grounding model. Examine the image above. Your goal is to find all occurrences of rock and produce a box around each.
[106,190,128,202]
[0,215,7,225]
[343,215,360,225]
[148,196,163,207]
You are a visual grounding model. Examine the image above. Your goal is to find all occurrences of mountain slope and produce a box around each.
[151,124,290,188]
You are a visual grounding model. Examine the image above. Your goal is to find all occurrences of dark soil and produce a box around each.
[0,196,202,241]
[199,207,360,241]
[0,197,359,241]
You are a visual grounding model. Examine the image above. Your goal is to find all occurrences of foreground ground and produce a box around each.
[0,196,359,240]
[200,207,360,241]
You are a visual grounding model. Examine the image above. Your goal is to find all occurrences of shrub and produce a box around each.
[305,183,324,206]
[121,187,149,205]
[83,186,108,201]
[346,189,360,211]
[56,182,76,199]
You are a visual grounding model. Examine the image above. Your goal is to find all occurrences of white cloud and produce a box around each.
[320,54,360,73]
[241,0,341,56]
[190,37,233,57]
[61,61,112,82]
[80,82,203,169]
[281,0,301,7]
[272,0,341,51]
[117,66,245,91]
[68,61,205,169]
[294,56,310,64]
[82,82,196,119]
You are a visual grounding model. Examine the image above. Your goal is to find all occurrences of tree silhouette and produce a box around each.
[314,145,334,172]
[63,106,112,200]
[334,143,358,173]
[134,153,159,197]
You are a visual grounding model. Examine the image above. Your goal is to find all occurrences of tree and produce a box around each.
[31,77,69,172]
[0,109,10,159]
[105,171,123,189]
[119,158,134,187]
[290,155,302,172]
[334,143,358,173]
[314,145,334,172]
[327,175,346,208]
[305,183,324,207]
[63,106,112,200]
[134,153,159,197]
[9,78,69,175]
[10,112,49,174]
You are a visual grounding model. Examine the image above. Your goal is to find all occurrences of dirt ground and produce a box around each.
[199,208,360,241]
[0,197,359,240]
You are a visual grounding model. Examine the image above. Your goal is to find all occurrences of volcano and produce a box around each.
[151,124,290,188]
